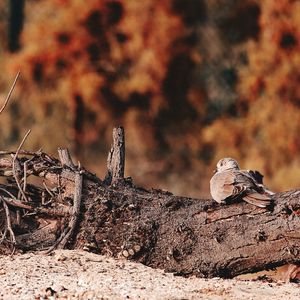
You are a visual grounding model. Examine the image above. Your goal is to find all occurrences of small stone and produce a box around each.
[56,254,67,262]
[133,245,141,253]
[128,249,135,256]
[0,269,6,275]
[122,250,129,258]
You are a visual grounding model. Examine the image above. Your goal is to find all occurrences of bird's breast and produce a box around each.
[210,175,224,203]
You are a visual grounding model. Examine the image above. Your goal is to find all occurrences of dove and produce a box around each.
[210,158,273,208]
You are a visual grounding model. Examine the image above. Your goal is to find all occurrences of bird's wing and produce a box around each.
[210,170,236,202]
[233,170,272,207]
[233,170,259,190]
[241,169,275,196]
[246,170,264,184]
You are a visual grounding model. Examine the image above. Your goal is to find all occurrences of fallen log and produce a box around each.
[0,127,299,279]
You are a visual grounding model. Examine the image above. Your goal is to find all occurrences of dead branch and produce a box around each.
[1,196,32,210]
[0,71,20,114]
[12,129,31,203]
[58,148,75,168]
[1,198,16,245]
[58,171,83,249]
[105,126,125,184]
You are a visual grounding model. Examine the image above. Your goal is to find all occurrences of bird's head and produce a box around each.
[215,157,240,173]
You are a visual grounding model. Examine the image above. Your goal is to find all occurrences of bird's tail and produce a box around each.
[247,169,275,196]
[261,187,275,196]
[243,192,273,208]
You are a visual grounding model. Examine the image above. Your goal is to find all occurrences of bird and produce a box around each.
[210,157,274,208]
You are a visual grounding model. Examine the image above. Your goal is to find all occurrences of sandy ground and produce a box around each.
[0,250,299,300]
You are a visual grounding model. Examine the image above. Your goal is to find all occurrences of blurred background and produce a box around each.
[0,0,300,198]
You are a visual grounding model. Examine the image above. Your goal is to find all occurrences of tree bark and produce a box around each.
[74,184,300,278]
[0,131,299,278]
[58,148,75,168]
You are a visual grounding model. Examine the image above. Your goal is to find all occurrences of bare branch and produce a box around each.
[0,71,20,114]
[14,129,31,159]
[0,150,38,156]
[42,181,54,198]
[58,171,83,249]
[0,226,8,245]
[2,197,33,210]
[12,129,31,202]
[47,171,83,252]
[23,161,28,191]
[1,198,16,244]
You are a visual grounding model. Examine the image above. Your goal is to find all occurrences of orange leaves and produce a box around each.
[117,0,183,97]
[239,1,300,106]
[4,0,192,160]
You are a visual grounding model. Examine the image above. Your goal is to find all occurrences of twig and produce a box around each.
[0,187,33,210]
[12,129,31,202]
[43,181,54,198]
[16,210,21,225]
[0,71,20,114]
[0,150,40,156]
[23,161,28,191]
[0,227,8,244]
[0,187,27,205]
[0,187,69,216]
[0,198,8,244]
[14,130,31,161]
[1,196,33,210]
[2,198,16,244]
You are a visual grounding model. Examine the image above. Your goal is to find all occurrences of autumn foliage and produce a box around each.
[1,0,300,195]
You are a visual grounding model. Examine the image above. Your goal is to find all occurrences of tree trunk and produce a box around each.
[8,0,25,52]
[74,183,300,278]
[0,129,299,278]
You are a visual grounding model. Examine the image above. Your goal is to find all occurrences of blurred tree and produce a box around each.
[6,0,201,159]
[8,0,25,52]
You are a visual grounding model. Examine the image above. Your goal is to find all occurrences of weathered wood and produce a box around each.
[74,185,300,278]
[58,148,75,168]
[105,126,125,184]
[57,171,83,249]
[2,199,16,244]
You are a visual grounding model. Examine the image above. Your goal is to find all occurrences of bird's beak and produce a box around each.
[213,169,217,174]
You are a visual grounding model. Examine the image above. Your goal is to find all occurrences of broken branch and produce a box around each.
[105,126,125,184]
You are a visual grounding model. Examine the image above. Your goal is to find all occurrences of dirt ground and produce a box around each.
[0,250,299,300]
